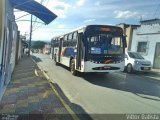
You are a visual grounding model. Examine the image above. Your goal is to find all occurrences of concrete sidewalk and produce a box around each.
[151,69,160,74]
[0,55,74,120]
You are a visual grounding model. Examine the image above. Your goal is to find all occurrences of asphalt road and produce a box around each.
[32,53,160,115]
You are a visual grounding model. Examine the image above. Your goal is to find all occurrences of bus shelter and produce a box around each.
[10,0,57,24]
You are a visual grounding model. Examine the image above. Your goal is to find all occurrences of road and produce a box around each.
[32,53,160,115]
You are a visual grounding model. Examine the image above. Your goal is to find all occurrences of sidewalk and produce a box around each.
[0,55,74,120]
[151,69,160,74]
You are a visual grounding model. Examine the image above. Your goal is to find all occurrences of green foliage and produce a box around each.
[31,41,46,49]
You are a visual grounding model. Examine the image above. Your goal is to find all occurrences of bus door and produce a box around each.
[58,38,63,62]
[51,41,54,59]
[76,33,83,70]
[51,47,54,59]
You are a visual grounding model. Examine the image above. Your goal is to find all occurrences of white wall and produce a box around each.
[10,23,18,73]
[0,0,16,100]
[18,39,22,60]
[131,23,160,66]
[0,0,5,69]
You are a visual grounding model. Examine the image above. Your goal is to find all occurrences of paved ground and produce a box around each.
[0,55,74,120]
[32,54,160,120]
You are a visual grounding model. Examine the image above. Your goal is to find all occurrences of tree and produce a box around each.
[31,41,46,49]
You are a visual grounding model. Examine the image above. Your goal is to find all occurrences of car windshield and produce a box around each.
[128,52,144,59]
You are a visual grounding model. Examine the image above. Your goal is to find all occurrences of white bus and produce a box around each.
[51,25,127,75]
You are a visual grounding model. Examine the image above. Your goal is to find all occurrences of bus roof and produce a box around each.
[51,24,123,40]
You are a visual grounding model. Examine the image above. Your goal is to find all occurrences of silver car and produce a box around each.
[125,51,152,73]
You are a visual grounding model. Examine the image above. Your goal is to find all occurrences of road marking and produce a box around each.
[31,56,38,65]
[42,70,80,120]
[43,71,50,80]
[34,69,39,76]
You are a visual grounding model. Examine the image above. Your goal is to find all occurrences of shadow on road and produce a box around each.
[51,58,160,100]
[32,55,160,100]
[31,55,42,62]
[53,60,160,100]
[141,72,160,79]
[52,83,92,120]
[82,72,160,100]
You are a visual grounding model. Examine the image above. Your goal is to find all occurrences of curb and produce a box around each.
[150,71,160,75]
[43,71,80,120]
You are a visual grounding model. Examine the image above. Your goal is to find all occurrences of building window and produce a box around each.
[137,42,148,54]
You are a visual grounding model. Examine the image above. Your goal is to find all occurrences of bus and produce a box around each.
[51,25,127,75]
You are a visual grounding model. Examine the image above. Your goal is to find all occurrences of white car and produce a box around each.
[125,51,152,73]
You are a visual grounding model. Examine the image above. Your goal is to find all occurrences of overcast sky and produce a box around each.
[14,0,160,41]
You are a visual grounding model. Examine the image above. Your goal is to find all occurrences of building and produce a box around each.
[0,0,3,100]
[0,0,2,39]
[43,44,51,54]
[0,0,19,99]
[0,0,57,101]
[0,0,23,100]
[117,23,140,51]
[131,19,160,69]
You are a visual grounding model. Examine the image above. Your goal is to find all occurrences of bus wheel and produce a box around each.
[70,60,77,76]
[126,64,133,73]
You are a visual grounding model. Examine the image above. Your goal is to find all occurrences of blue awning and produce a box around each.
[10,0,57,24]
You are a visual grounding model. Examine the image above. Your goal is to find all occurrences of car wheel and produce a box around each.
[70,59,77,76]
[126,64,133,73]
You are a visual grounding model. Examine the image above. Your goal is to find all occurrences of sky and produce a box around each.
[14,0,160,41]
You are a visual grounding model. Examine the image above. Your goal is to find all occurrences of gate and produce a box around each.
[153,42,160,69]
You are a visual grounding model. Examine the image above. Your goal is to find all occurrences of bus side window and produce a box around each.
[73,32,78,47]
[57,38,60,47]
[51,40,53,47]
[68,33,72,39]
[55,39,57,47]
[68,33,73,47]
[63,35,67,47]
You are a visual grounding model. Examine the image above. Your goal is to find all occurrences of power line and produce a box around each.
[32,24,44,32]
[33,0,44,24]
[45,0,50,6]
[25,0,45,35]
[32,0,46,31]
[15,13,30,20]
[15,20,45,24]
[15,0,51,36]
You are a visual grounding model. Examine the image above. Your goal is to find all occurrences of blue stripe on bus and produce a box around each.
[63,48,76,58]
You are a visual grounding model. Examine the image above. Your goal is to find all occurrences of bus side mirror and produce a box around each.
[122,36,127,48]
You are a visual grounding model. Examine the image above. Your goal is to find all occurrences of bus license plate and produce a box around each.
[144,67,149,70]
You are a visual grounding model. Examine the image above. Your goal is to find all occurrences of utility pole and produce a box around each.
[28,15,33,56]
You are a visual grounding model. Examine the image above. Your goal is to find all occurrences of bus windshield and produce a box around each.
[87,34,123,55]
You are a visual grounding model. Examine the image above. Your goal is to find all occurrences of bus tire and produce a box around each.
[70,59,77,76]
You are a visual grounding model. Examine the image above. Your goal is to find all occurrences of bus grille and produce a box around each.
[92,66,120,70]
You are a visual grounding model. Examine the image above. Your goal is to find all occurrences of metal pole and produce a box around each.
[28,15,33,56]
